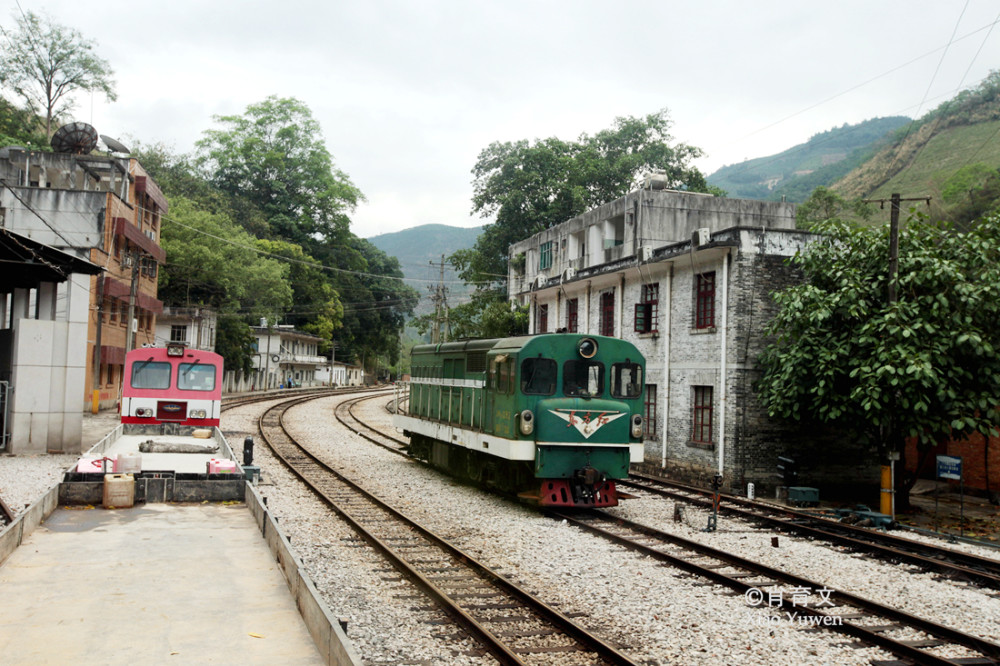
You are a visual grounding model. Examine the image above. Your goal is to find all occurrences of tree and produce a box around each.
[158,196,293,319]
[464,109,709,284]
[0,10,116,138]
[795,186,873,229]
[0,98,46,148]
[756,215,1000,509]
[196,96,363,246]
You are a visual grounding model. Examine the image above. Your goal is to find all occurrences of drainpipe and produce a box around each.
[585,282,592,334]
[718,249,730,476]
[661,264,672,468]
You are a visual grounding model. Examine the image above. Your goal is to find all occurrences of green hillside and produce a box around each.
[708,117,909,202]
[367,223,482,316]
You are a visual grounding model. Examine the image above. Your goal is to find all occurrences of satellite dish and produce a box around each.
[50,122,98,154]
[100,134,131,155]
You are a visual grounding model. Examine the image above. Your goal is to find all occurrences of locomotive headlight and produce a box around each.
[190,409,207,419]
[136,408,153,418]
[631,414,643,438]
[578,337,598,359]
[519,409,535,435]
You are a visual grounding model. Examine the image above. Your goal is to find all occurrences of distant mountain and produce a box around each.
[832,72,1000,225]
[367,223,482,317]
[708,116,909,202]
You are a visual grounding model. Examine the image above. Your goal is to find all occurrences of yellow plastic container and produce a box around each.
[103,474,135,509]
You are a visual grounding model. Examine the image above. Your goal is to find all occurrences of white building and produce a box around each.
[154,306,217,351]
[509,187,820,489]
[250,325,326,389]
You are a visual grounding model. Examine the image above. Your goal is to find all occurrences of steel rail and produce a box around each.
[553,509,1000,666]
[258,393,638,666]
[624,471,1000,590]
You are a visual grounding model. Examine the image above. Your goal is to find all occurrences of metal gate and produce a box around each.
[0,381,9,451]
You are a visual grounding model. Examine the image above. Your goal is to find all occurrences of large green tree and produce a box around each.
[0,10,116,138]
[196,96,362,246]
[158,196,293,319]
[756,215,1000,508]
[463,109,711,285]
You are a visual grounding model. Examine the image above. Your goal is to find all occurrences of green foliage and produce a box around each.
[414,290,528,340]
[0,98,46,148]
[214,315,257,375]
[460,108,708,292]
[158,196,293,318]
[196,96,362,246]
[795,186,874,229]
[941,163,995,204]
[757,215,1000,464]
[0,10,116,137]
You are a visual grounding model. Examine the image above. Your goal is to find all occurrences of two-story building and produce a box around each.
[250,325,326,389]
[154,306,217,351]
[509,186,858,490]
[0,144,166,412]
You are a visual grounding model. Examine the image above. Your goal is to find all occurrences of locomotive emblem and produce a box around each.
[548,409,627,439]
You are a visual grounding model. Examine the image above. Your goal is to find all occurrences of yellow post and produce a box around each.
[92,389,99,414]
[880,464,893,515]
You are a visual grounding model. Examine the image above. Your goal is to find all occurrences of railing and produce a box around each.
[0,381,9,452]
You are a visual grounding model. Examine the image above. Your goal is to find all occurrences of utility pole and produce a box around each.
[428,254,449,343]
[862,193,931,305]
[862,192,931,519]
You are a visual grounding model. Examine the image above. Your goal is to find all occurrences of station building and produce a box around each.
[0,146,166,416]
[508,185,872,491]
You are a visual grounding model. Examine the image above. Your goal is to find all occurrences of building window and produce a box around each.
[108,299,117,324]
[119,301,129,326]
[170,325,188,343]
[644,384,657,437]
[106,363,115,386]
[566,298,578,333]
[696,272,716,329]
[537,303,548,333]
[693,385,713,444]
[539,241,553,270]
[635,283,659,333]
[600,291,615,337]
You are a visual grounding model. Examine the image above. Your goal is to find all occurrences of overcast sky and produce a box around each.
[3,1,999,238]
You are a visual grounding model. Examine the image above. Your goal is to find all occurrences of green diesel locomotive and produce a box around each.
[393,333,646,507]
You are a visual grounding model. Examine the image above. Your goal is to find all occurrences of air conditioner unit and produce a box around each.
[639,245,654,262]
[131,318,138,332]
[692,228,711,248]
[120,254,132,268]
[533,275,547,289]
[562,267,576,281]
[145,230,156,241]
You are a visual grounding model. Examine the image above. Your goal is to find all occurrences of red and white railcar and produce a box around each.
[121,343,223,427]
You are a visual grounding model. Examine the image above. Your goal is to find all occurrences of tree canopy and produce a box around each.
[463,109,710,285]
[756,215,1000,505]
[196,96,362,246]
[0,10,116,137]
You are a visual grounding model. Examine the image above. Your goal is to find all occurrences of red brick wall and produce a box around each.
[905,431,1000,492]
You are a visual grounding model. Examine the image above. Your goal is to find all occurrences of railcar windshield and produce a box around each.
[611,362,643,399]
[178,363,217,391]
[563,360,604,398]
[130,361,171,390]
[520,357,556,395]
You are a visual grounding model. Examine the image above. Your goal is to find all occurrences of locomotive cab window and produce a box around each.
[131,361,171,390]
[563,360,604,398]
[179,363,217,391]
[611,362,643,399]
[520,357,556,395]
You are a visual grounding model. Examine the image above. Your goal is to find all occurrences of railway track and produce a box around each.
[339,393,1000,665]
[259,392,638,666]
[553,508,1000,666]
[622,472,1000,591]
[332,391,410,456]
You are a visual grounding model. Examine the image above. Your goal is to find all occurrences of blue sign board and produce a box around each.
[936,455,962,481]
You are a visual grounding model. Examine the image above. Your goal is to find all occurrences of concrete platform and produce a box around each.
[0,503,324,665]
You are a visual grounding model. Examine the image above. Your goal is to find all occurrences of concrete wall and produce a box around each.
[8,274,90,454]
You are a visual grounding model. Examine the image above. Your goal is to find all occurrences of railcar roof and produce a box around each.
[411,333,640,357]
